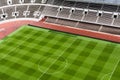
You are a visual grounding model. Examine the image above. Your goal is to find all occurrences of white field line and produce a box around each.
[109,58,120,80]
[101,73,111,80]
[101,58,120,80]
[37,38,77,80]
[0,30,35,60]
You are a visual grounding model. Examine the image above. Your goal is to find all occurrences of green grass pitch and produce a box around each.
[0,25,119,80]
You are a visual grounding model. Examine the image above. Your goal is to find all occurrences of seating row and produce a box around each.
[45,16,120,35]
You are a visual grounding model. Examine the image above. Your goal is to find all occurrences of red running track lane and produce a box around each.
[0,18,120,43]
[31,18,120,43]
[0,20,37,39]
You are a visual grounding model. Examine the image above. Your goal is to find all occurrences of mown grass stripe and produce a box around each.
[0,25,119,80]
[111,61,120,79]
[84,43,116,80]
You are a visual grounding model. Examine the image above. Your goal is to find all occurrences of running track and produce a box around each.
[0,18,120,43]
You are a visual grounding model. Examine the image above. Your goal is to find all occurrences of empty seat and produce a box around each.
[35,6,45,19]
[57,8,70,18]
[7,0,19,5]
[27,5,40,18]
[39,6,45,11]
[56,18,77,27]
[76,22,100,31]
[3,6,15,19]
[63,1,76,7]
[0,9,3,21]
[0,4,45,20]
[52,0,63,5]
[45,17,57,23]
[0,0,7,6]
[83,11,97,22]
[16,5,28,18]
[117,6,120,12]
[75,2,89,9]
[70,9,83,20]
[42,6,58,17]
[113,17,120,26]
[98,13,113,25]
[102,4,118,12]
[35,0,42,3]
[46,0,54,4]
[89,3,103,10]
[18,0,26,4]
[100,26,120,35]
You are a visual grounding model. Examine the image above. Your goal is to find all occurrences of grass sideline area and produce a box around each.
[0,25,119,80]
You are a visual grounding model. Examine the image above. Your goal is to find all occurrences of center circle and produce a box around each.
[38,55,67,74]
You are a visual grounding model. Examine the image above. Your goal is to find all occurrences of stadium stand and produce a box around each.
[42,6,58,17]
[97,13,113,25]
[0,0,7,7]
[102,4,118,12]
[0,1,120,80]
[76,22,100,31]
[45,16,120,36]
[45,16,57,23]
[55,18,77,27]
[57,8,70,18]
[16,5,28,18]
[0,0,119,42]
[88,3,103,10]
[63,0,76,7]
[70,9,83,20]
[26,5,40,18]
[100,26,120,35]
[3,6,15,19]
[51,0,64,5]
[83,11,98,22]
[75,1,89,9]
[114,18,120,26]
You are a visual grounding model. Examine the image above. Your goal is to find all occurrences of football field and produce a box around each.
[0,25,119,80]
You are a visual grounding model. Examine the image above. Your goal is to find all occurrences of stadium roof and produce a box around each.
[67,0,120,5]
